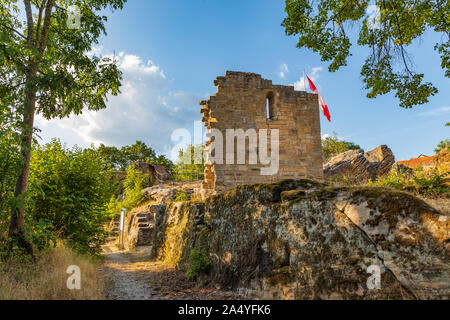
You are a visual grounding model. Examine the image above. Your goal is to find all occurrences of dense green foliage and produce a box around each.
[322,134,362,160]
[107,164,150,217]
[173,189,188,202]
[0,104,26,239]
[0,0,127,246]
[435,139,450,153]
[1,0,127,241]
[0,128,23,235]
[0,136,168,254]
[185,247,212,281]
[94,140,174,174]
[435,123,450,153]
[369,166,449,195]
[282,0,449,108]
[26,139,115,254]
[174,144,205,181]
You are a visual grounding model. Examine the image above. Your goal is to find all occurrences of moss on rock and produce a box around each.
[150,179,449,299]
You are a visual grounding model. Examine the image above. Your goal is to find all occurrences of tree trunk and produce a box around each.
[8,68,37,238]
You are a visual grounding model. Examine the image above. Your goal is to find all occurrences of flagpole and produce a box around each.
[303,69,307,92]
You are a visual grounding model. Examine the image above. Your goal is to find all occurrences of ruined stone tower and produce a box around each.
[201,71,323,194]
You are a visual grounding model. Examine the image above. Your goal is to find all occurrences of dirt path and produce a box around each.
[101,244,240,300]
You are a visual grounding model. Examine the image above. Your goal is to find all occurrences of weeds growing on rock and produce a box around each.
[369,166,449,196]
[186,248,212,281]
[174,190,188,202]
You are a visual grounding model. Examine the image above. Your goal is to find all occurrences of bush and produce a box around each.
[94,140,175,174]
[370,165,449,196]
[27,139,115,254]
[435,122,450,154]
[174,190,188,202]
[185,248,212,281]
[173,144,204,181]
[435,139,450,154]
[322,133,362,160]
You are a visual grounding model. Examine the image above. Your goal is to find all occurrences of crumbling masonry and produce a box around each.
[201,71,323,193]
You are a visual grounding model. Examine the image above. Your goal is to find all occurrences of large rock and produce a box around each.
[324,145,395,183]
[134,160,170,184]
[142,184,200,203]
[151,180,449,300]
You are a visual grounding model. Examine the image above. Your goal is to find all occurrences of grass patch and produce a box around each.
[0,241,104,300]
[368,166,449,196]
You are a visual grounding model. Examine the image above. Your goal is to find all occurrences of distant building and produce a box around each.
[397,155,436,169]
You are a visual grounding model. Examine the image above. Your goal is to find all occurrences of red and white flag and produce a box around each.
[306,75,331,122]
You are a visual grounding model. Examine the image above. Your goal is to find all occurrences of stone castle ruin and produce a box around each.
[200,71,323,193]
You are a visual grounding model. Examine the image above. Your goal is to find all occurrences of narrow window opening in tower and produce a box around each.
[266,92,275,120]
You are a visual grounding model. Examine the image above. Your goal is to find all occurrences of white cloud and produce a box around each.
[414,106,450,117]
[35,50,208,158]
[277,63,289,78]
[86,46,103,58]
[293,67,323,91]
[321,133,344,140]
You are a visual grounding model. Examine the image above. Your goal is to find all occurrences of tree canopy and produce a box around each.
[1,0,126,239]
[322,133,362,159]
[435,122,450,153]
[0,0,125,120]
[174,144,205,181]
[94,140,174,174]
[282,0,449,108]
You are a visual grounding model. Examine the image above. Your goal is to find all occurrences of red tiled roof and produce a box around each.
[397,155,436,168]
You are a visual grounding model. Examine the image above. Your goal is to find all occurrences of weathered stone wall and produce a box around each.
[201,71,323,193]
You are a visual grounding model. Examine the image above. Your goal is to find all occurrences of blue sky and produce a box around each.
[36,0,450,161]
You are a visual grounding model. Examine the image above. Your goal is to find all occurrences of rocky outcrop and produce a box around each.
[324,145,395,183]
[134,160,170,184]
[142,186,181,204]
[150,180,449,300]
[142,183,201,203]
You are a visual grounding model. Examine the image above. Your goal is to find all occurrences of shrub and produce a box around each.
[94,140,175,174]
[435,139,450,154]
[322,133,362,160]
[27,139,115,254]
[174,190,188,202]
[435,123,450,154]
[173,144,204,181]
[107,164,150,216]
[370,165,449,196]
[185,248,212,281]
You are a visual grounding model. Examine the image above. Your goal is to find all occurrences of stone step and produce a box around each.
[136,213,150,218]
[139,226,154,230]
[138,223,151,228]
